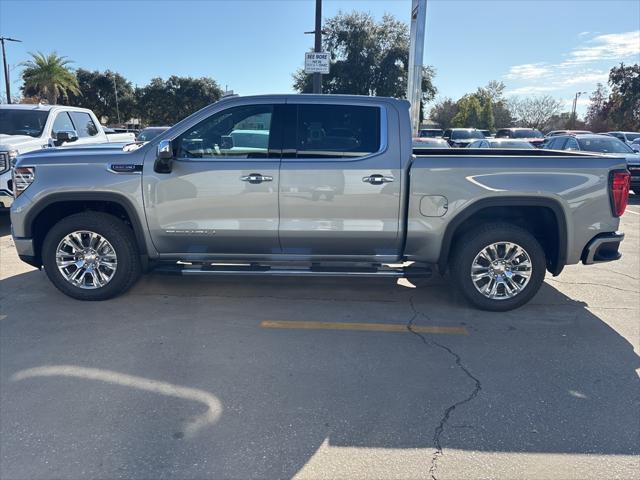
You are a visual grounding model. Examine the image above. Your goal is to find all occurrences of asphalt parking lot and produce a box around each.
[1,202,639,480]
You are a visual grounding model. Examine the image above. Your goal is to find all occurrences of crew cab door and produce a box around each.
[278,101,402,260]
[143,100,283,256]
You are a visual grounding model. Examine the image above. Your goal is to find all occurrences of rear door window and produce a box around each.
[69,111,99,137]
[294,104,381,159]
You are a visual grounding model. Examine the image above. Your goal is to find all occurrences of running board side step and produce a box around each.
[154,263,432,279]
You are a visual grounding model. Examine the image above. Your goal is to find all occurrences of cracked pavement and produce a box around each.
[1,205,639,479]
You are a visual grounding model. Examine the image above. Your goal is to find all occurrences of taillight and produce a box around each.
[12,166,35,197]
[609,170,630,217]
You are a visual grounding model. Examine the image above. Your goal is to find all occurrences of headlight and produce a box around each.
[8,150,18,167]
[12,167,35,197]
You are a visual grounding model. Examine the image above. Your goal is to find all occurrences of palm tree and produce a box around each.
[21,52,80,104]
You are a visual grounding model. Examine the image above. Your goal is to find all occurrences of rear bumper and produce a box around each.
[582,231,624,265]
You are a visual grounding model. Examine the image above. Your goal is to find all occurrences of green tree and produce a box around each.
[62,69,136,124]
[136,76,223,125]
[292,12,436,115]
[479,98,495,130]
[21,52,80,104]
[606,63,639,130]
[451,95,482,127]
[429,98,458,130]
[585,83,612,132]
[476,80,511,128]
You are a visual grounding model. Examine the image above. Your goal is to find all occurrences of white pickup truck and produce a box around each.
[0,104,135,207]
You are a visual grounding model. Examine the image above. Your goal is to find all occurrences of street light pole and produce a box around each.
[313,0,322,94]
[0,36,22,104]
[571,91,586,129]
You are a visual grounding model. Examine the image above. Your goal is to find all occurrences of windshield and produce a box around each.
[512,129,543,138]
[413,139,449,148]
[137,128,166,142]
[0,109,50,137]
[625,133,640,141]
[451,130,484,140]
[419,129,442,138]
[577,137,634,154]
[490,140,534,149]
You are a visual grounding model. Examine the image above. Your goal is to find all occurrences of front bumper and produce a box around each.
[0,191,13,208]
[582,231,624,265]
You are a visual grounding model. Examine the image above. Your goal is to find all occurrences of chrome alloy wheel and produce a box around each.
[470,241,533,300]
[55,231,118,289]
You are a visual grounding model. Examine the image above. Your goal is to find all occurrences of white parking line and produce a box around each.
[626,209,639,215]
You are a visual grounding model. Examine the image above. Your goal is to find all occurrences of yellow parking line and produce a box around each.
[261,320,468,335]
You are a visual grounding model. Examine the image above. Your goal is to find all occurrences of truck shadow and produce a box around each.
[1,266,639,478]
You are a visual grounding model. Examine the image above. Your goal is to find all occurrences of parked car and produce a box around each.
[0,104,135,208]
[478,129,493,138]
[412,137,450,149]
[605,131,640,146]
[418,128,443,138]
[545,130,592,137]
[543,133,639,193]
[10,94,630,311]
[630,137,640,153]
[137,126,170,142]
[495,128,545,147]
[467,139,534,149]
[442,128,485,147]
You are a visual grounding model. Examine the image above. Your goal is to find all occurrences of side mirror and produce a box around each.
[154,139,174,173]
[54,130,78,146]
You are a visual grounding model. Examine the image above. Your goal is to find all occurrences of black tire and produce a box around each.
[450,223,546,311]
[42,212,141,300]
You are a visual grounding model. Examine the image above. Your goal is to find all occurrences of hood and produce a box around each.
[0,134,45,152]
[58,142,133,151]
[620,153,640,165]
[16,143,145,167]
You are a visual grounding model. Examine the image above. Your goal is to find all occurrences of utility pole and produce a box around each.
[0,36,22,104]
[571,91,586,129]
[407,0,427,136]
[113,75,121,125]
[313,0,322,94]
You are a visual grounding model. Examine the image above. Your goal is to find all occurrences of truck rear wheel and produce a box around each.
[42,212,141,300]
[450,223,546,311]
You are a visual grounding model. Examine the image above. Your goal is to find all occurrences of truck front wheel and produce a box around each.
[42,212,141,300]
[450,223,546,311]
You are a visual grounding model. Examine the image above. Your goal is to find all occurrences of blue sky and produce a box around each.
[1,0,638,116]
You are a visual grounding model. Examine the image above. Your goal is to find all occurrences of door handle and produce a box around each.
[362,174,394,185]
[241,173,273,184]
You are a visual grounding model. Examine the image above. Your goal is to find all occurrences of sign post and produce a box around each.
[407,0,427,136]
[305,52,330,75]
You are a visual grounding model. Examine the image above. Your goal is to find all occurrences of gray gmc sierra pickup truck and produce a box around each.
[10,94,631,310]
